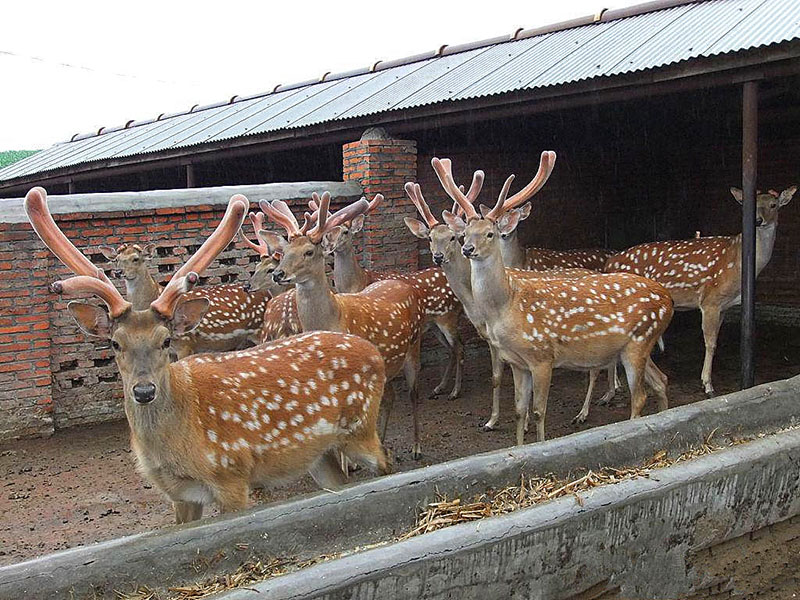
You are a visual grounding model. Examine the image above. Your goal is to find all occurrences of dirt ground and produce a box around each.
[1,313,799,570]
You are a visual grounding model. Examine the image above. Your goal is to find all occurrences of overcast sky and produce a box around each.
[2,0,624,150]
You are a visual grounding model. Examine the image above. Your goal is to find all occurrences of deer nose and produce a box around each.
[132,382,156,404]
[111,269,122,278]
[756,216,764,226]
[462,244,475,258]
[272,270,285,283]
[432,252,444,265]
[242,281,251,291]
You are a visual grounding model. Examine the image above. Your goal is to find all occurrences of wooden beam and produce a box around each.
[741,80,758,390]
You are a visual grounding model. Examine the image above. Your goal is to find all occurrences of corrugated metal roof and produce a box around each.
[3,0,799,183]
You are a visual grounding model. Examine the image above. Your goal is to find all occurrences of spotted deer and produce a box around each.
[260,192,427,458]
[314,194,463,400]
[27,187,389,523]
[240,211,287,298]
[99,218,271,359]
[404,181,617,431]
[432,153,673,445]
[605,185,796,396]
[493,203,613,270]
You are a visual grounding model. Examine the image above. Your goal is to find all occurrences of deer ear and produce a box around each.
[68,302,112,338]
[98,245,118,261]
[479,204,491,218]
[349,214,365,234]
[779,185,797,207]
[403,217,430,239]
[442,210,466,235]
[730,187,743,204]
[171,297,209,335]
[322,226,346,252]
[141,243,156,257]
[257,230,288,254]
[497,210,522,235]
[516,202,532,220]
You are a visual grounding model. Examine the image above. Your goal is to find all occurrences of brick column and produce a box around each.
[343,129,418,271]
[0,223,54,440]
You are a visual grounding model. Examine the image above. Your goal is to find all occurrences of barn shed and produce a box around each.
[1,0,799,441]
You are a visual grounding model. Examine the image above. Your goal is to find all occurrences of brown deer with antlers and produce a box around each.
[259,192,427,458]
[605,185,796,396]
[27,187,390,523]
[99,212,275,359]
[431,153,672,445]
[405,181,618,431]
[314,195,463,400]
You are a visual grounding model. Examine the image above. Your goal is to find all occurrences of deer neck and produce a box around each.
[294,268,343,332]
[126,269,161,310]
[469,248,513,317]
[755,224,777,275]
[333,244,368,293]
[440,251,475,310]
[499,231,526,270]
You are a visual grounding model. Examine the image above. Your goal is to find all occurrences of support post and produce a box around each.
[741,80,758,390]
[186,163,196,188]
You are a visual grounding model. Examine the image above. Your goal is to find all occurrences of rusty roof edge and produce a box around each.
[51,0,709,146]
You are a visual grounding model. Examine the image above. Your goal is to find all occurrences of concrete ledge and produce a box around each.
[1,375,798,598]
[224,429,800,599]
[0,181,363,223]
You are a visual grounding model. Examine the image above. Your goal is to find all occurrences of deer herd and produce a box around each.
[23,151,795,523]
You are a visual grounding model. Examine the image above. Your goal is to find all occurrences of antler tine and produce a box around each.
[483,174,516,221]
[465,170,485,203]
[260,199,302,239]
[25,187,114,286]
[307,192,331,241]
[308,195,371,244]
[367,193,384,214]
[152,194,248,318]
[299,212,314,234]
[404,182,439,228]
[496,151,557,215]
[25,187,131,317]
[431,157,479,220]
[240,212,268,255]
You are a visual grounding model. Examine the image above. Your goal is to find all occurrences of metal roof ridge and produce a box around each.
[55,0,707,146]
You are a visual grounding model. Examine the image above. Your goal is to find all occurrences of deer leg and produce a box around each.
[700,305,722,397]
[528,362,552,443]
[598,363,620,405]
[430,324,454,398]
[435,313,463,401]
[511,365,532,446]
[483,343,504,431]
[404,339,423,460]
[174,501,204,524]
[621,349,648,419]
[379,384,396,443]
[215,481,250,514]
[573,369,599,425]
[308,450,348,490]
[644,357,669,412]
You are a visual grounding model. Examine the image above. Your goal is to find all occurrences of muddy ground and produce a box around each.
[1,313,799,569]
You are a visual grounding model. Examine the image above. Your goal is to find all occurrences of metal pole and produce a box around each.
[741,80,758,389]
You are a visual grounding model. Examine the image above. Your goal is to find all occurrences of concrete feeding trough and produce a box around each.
[1,375,799,599]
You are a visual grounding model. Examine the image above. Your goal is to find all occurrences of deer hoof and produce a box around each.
[571,413,587,425]
[412,446,422,461]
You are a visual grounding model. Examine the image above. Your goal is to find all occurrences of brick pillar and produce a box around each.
[0,223,54,440]
[343,129,418,271]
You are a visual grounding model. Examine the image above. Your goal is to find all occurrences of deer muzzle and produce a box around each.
[462,244,476,258]
[132,382,157,404]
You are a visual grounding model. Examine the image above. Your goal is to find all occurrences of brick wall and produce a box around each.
[343,135,419,271]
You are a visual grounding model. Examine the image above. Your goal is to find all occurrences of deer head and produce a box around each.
[730,186,796,228]
[99,243,156,281]
[431,152,556,262]
[403,182,464,267]
[27,187,248,409]
[317,194,382,256]
[240,211,284,295]
[260,192,371,287]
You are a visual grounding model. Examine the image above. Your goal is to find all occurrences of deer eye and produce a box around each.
[267,267,274,273]
[770,202,777,208]
[487,232,494,238]
[111,340,121,351]
[162,337,171,349]
[304,249,314,257]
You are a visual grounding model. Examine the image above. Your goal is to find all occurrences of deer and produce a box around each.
[492,202,613,270]
[404,181,619,431]
[259,192,427,459]
[26,187,390,523]
[314,194,463,400]
[605,185,796,397]
[99,213,273,359]
[431,152,673,446]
